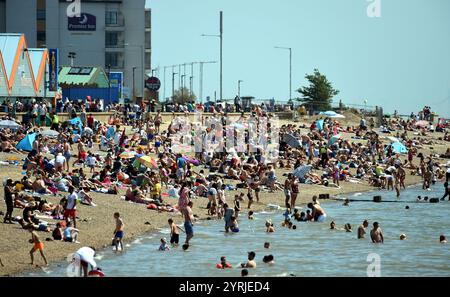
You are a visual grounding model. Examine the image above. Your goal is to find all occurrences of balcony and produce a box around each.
[105,43,126,53]
[105,16,125,30]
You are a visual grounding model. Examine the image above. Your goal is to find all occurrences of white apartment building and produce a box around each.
[0,0,152,99]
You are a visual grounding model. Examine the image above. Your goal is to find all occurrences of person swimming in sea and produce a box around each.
[248,211,254,220]
[265,220,275,233]
[158,238,170,251]
[230,216,239,233]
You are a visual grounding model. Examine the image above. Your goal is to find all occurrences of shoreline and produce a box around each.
[8,176,424,277]
[1,112,447,277]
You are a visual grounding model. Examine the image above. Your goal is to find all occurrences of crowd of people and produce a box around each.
[1,100,449,275]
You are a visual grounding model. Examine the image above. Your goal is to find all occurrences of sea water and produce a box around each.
[27,184,450,277]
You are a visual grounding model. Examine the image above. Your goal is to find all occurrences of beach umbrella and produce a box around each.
[329,134,341,145]
[0,119,21,130]
[283,134,300,148]
[40,130,60,138]
[415,120,429,128]
[119,151,137,159]
[139,155,158,168]
[293,165,312,179]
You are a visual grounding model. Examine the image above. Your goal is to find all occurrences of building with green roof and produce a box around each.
[58,66,109,88]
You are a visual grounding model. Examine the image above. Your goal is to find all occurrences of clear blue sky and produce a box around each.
[147,0,450,117]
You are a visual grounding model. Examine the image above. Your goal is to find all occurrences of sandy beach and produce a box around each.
[0,112,447,276]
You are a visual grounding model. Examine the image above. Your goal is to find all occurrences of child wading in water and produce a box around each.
[28,226,48,266]
[168,218,184,246]
[159,238,170,251]
[113,212,124,251]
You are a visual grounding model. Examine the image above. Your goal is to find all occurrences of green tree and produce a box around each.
[171,87,197,104]
[296,69,339,111]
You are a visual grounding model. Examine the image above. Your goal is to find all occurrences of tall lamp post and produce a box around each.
[124,44,144,102]
[132,66,137,101]
[181,74,186,102]
[201,11,223,103]
[238,80,243,98]
[172,71,178,102]
[274,46,292,101]
[68,52,76,67]
[107,64,111,105]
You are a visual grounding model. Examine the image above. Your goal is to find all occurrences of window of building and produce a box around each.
[105,32,118,47]
[105,53,119,68]
[145,53,151,70]
[37,31,46,42]
[106,11,118,25]
[145,32,151,49]
[145,10,151,28]
[37,9,46,20]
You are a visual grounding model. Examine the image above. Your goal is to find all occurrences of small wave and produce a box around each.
[132,238,143,244]
[95,254,105,261]
[158,229,171,234]
[41,267,52,274]
[275,272,289,277]
[259,211,276,214]
[353,192,362,197]
[125,244,131,247]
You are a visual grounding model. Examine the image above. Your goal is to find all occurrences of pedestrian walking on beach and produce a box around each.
[113,212,124,251]
[3,179,15,224]
[28,226,48,266]
[64,186,78,228]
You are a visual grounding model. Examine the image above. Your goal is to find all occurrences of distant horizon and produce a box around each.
[147,0,450,117]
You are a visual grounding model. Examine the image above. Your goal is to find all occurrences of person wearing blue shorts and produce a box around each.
[183,201,194,250]
[113,212,125,251]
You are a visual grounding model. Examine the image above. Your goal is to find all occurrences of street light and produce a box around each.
[181,74,186,101]
[172,71,178,102]
[107,64,111,105]
[201,11,223,102]
[274,46,292,101]
[238,80,243,98]
[68,52,76,67]
[124,43,144,102]
[132,66,137,100]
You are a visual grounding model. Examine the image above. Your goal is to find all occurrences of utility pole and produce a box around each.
[172,68,177,102]
[190,62,194,98]
[197,61,217,103]
[274,46,292,101]
[238,80,243,98]
[132,66,137,100]
[219,11,223,102]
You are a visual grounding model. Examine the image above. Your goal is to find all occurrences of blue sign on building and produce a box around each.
[109,71,123,99]
[48,48,59,91]
[68,13,96,31]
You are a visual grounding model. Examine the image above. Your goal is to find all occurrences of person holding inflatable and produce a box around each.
[74,246,97,277]
[216,256,232,269]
